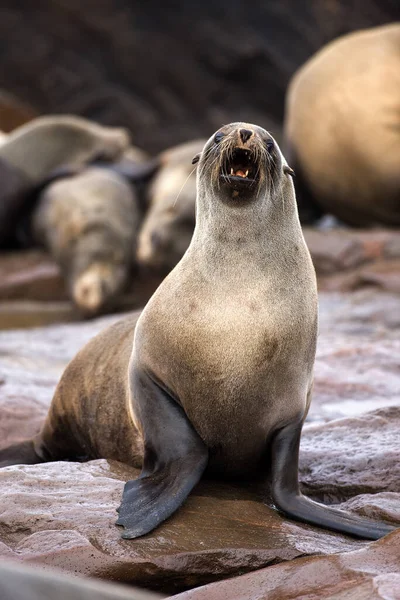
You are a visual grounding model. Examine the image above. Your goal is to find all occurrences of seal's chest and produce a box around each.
[169,308,286,385]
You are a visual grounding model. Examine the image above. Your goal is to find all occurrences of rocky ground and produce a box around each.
[0,230,399,598]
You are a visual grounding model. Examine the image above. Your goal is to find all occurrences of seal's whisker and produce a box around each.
[173,165,198,208]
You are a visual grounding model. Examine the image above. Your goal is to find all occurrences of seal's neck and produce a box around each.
[190,181,302,260]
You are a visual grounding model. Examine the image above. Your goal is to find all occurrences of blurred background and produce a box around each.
[0,0,399,329]
[0,0,398,146]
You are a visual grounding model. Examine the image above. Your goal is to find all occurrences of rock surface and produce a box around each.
[171,530,400,600]
[0,289,399,593]
[303,228,400,292]
[301,408,400,502]
[0,2,397,152]
[0,460,368,594]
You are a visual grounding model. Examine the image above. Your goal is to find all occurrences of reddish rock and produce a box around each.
[0,460,366,594]
[0,301,79,331]
[357,259,400,294]
[303,228,400,276]
[384,235,400,258]
[300,408,400,502]
[0,290,399,593]
[171,531,400,600]
[0,251,67,302]
[303,228,366,274]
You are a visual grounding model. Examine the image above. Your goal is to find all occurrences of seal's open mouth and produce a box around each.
[220,149,258,187]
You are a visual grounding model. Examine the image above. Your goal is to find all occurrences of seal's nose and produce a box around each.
[239,128,253,144]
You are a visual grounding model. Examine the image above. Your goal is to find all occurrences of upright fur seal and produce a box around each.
[0,123,395,542]
[32,166,142,314]
[0,115,129,248]
[137,139,205,272]
[284,23,400,226]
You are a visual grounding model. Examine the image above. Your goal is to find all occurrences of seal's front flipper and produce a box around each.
[270,420,396,540]
[116,368,208,539]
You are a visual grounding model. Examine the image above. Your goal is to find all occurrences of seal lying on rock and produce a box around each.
[31,166,143,315]
[137,139,204,272]
[0,115,130,248]
[284,23,400,226]
[0,123,396,542]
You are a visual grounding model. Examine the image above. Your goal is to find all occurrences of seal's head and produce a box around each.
[194,122,293,204]
[69,231,130,315]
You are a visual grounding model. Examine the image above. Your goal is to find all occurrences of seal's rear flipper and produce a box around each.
[270,420,397,540]
[116,368,208,539]
[0,440,44,468]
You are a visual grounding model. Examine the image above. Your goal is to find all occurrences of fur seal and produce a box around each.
[0,115,130,248]
[32,166,142,314]
[0,123,396,542]
[136,140,205,272]
[284,23,400,226]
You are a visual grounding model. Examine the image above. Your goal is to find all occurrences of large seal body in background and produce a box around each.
[0,123,395,542]
[284,23,400,226]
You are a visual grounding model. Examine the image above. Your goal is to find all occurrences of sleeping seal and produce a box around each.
[32,166,142,314]
[0,115,129,248]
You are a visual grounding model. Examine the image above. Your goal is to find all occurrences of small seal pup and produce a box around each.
[0,123,395,542]
[32,166,142,315]
[284,23,400,226]
[0,115,129,248]
[137,140,205,272]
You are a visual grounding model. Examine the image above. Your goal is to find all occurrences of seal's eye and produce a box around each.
[266,139,274,153]
[214,132,225,143]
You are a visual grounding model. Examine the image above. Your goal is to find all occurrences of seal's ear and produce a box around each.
[192,153,201,165]
[283,165,295,177]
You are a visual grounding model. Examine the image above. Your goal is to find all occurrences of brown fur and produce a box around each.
[284,23,400,226]
[37,313,143,464]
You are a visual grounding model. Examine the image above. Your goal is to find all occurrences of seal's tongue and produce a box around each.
[230,168,249,178]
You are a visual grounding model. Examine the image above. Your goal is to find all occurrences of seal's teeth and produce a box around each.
[245,170,249,177]
[230,167,234,175]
